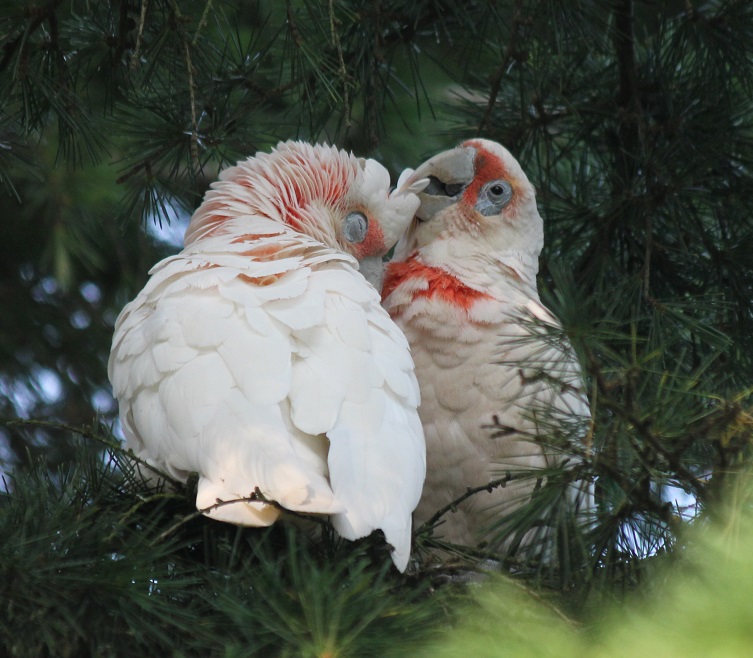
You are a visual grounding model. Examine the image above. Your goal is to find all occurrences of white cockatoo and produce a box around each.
[382,139,591,553]
[108,141,427,571]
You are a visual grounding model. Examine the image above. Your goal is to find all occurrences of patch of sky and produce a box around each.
[91,388,117,414]
[662,482,700,522]
[80,281,102,304]
[147,203,190,249]
[34,368,63,405]
[70,309,91,329]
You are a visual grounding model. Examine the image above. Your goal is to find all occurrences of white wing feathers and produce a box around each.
[108,216,425,570]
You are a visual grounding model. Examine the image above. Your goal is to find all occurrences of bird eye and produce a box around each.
[476,179,513,216]
[342,211,369,243]
[487,181,512,200]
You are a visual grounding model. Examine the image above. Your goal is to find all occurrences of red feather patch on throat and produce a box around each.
[383,255,492,311]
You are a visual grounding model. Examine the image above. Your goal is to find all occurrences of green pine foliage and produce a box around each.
[419,470,753,658]
[1,434,444,657]
[2,0,753,654]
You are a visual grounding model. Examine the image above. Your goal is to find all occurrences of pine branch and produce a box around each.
[130,0,149,67]
[2,418,181,486]
[598,397,706,504]
[611,0,643,195]
[478,0,525,135]
[193,0,213,45]
[0,0,67,74]
[329,0,351,130]
[416,473,520,535]
[153,486,329,544]
[166,0,201,174]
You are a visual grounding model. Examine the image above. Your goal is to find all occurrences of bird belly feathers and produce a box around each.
[384,271,590,548]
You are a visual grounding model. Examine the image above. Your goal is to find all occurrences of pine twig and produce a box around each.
[0,0,66,74]
[115,143,171,185]
[2,418,181,486]
[478,0,525,135]
[153,486,328,544]
[184,39,200,173]
[3,417,119,450]
[417,473,524,535]
[286,0,302,47]
[130,0,149,68]
[329,0,351,129]
[108,491,186,542]
[599,397,706,505]
[169,0,200,174]
[193,0,213,45]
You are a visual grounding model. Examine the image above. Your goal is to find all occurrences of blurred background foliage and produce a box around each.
[1,0,753,655]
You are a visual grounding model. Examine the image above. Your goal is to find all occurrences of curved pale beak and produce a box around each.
[398,146,477,221]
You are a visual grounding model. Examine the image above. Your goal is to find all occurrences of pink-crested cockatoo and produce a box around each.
[108,141,427,571]
[382,139,591,554]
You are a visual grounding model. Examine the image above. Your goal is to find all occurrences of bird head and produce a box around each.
[343,155,427,287]
[184,141,425,289]
[395,139,544,262]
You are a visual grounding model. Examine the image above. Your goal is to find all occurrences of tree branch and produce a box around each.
[329,0,351,129]
[612,0,642,185]
[2,418,181,486]
[130,0,149,68]
[478,0,525,135]
[0,0,66,74]
[416,473,522,535]
[153,486,328,543]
